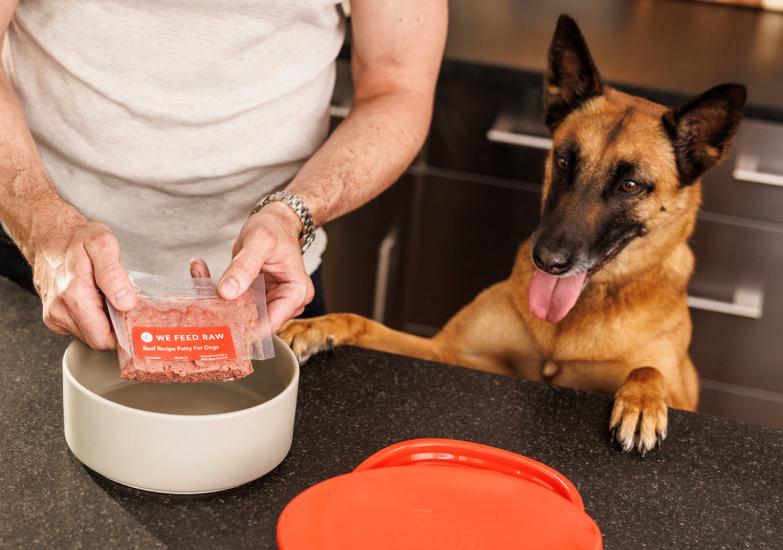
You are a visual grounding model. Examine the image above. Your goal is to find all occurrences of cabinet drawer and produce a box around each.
[688,216,783,392]
[396,175,541,333]
[699,380,783,428]
[702,118,783,224]
[431,79,783,225]
[429,77,549,185]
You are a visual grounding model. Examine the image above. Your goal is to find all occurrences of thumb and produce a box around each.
[83,232,136,311]
[218,245,267,300]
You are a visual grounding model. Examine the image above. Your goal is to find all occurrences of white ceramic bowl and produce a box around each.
[62,336,299,494]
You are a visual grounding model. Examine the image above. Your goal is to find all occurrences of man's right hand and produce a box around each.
[0,0,141,351]
[31,218,137,350]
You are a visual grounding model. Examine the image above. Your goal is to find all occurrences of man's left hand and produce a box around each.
[218,202,314,333]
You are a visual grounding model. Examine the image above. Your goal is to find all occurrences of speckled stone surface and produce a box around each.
[1,277,782,549]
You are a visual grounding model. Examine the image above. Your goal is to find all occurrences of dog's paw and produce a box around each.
[278,318,336,364]
[609,384,668,456]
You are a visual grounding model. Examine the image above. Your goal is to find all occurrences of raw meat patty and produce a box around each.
[117,289,262,383]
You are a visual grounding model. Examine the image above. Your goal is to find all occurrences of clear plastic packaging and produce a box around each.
[107,271,274,383]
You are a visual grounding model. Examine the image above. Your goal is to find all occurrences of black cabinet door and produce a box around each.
[322,176,413,318]
[392,174,541,334]
[429,73,550,184]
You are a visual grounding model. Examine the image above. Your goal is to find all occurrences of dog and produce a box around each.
[280,15,746,455]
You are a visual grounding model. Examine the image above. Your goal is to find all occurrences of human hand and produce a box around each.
[31,215,137,349]
[217,203,314,333]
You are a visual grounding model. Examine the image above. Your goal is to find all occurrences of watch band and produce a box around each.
[250,191,316,253]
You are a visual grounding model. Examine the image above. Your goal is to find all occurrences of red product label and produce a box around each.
[131,326,237,362]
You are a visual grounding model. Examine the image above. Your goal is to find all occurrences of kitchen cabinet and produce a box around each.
[387,74,548,333]
[703,119,783,224]
[390,173,541,334]
[325,6,783,426]
[320,176,412,322]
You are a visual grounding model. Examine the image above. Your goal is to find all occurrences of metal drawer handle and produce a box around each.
[687,285,764,319]
[372,227,398,323]
[732,155,783,188]
[486,113,553,151]
[329,104,350,119]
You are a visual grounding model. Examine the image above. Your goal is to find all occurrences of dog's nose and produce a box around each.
[533,243,575,275]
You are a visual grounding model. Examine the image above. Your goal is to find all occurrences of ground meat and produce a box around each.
[117,288,262,383]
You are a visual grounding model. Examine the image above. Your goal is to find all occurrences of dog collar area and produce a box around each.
[277,438,602,549]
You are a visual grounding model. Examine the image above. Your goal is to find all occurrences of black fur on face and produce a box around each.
[532,145,651,276]
[544,15,604,131]
[661,83,747,185]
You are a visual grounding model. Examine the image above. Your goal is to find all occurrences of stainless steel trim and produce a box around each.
[329,104,350,119]
[372,227,398,323]
[486,114,552,150]
[697,209,783,236]
[700,378,783,405]
[732,155,783,188]
[687,285,764,319]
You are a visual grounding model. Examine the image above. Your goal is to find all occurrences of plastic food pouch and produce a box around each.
[107,271,274,383]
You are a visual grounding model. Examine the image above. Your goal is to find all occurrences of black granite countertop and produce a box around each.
[1,276,781,549]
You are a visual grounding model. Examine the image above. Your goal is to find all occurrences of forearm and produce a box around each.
[284,87,431,226]
[0,69,79,261]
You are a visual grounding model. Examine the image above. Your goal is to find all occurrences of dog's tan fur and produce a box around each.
[280,17,743,454]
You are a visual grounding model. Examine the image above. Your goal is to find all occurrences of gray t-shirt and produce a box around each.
[4,0,344,276]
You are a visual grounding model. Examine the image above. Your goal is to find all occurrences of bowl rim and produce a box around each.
[62,335,300,421]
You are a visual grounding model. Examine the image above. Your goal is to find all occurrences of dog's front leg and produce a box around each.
[279,313,444,364]
[610,367,669,456]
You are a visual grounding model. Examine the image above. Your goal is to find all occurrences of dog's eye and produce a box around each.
[619,179,643,195]
[556,155,569,171]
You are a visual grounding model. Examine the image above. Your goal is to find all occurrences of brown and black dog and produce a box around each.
[280,15,746,455]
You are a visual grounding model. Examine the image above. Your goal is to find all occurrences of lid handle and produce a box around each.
[354,438,584,510]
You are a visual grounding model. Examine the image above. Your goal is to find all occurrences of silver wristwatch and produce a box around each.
[250,191,316,253]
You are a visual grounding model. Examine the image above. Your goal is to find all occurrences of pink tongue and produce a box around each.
[528,270,588,323]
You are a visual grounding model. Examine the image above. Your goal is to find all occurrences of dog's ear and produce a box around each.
[544,15,604,131]
[662,83,747,186]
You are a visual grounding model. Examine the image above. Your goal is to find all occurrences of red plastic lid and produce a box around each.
[277,438,602,549]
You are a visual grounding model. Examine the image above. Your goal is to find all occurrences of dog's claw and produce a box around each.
[610,385,668,456]
[279,319,339,363]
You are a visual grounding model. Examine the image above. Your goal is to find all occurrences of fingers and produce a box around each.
[60,281,116,350]
[42,296,117,350]
[82,229,136,311]
[43,300,82,339]
[190,258,212,279]
[62,240,117,349]
[218,235,272,300]
[266,276,314,333]
[222,214,313,332]
[34,222,126,350]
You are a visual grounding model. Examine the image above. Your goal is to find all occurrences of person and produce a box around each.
[0,1,447,350]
